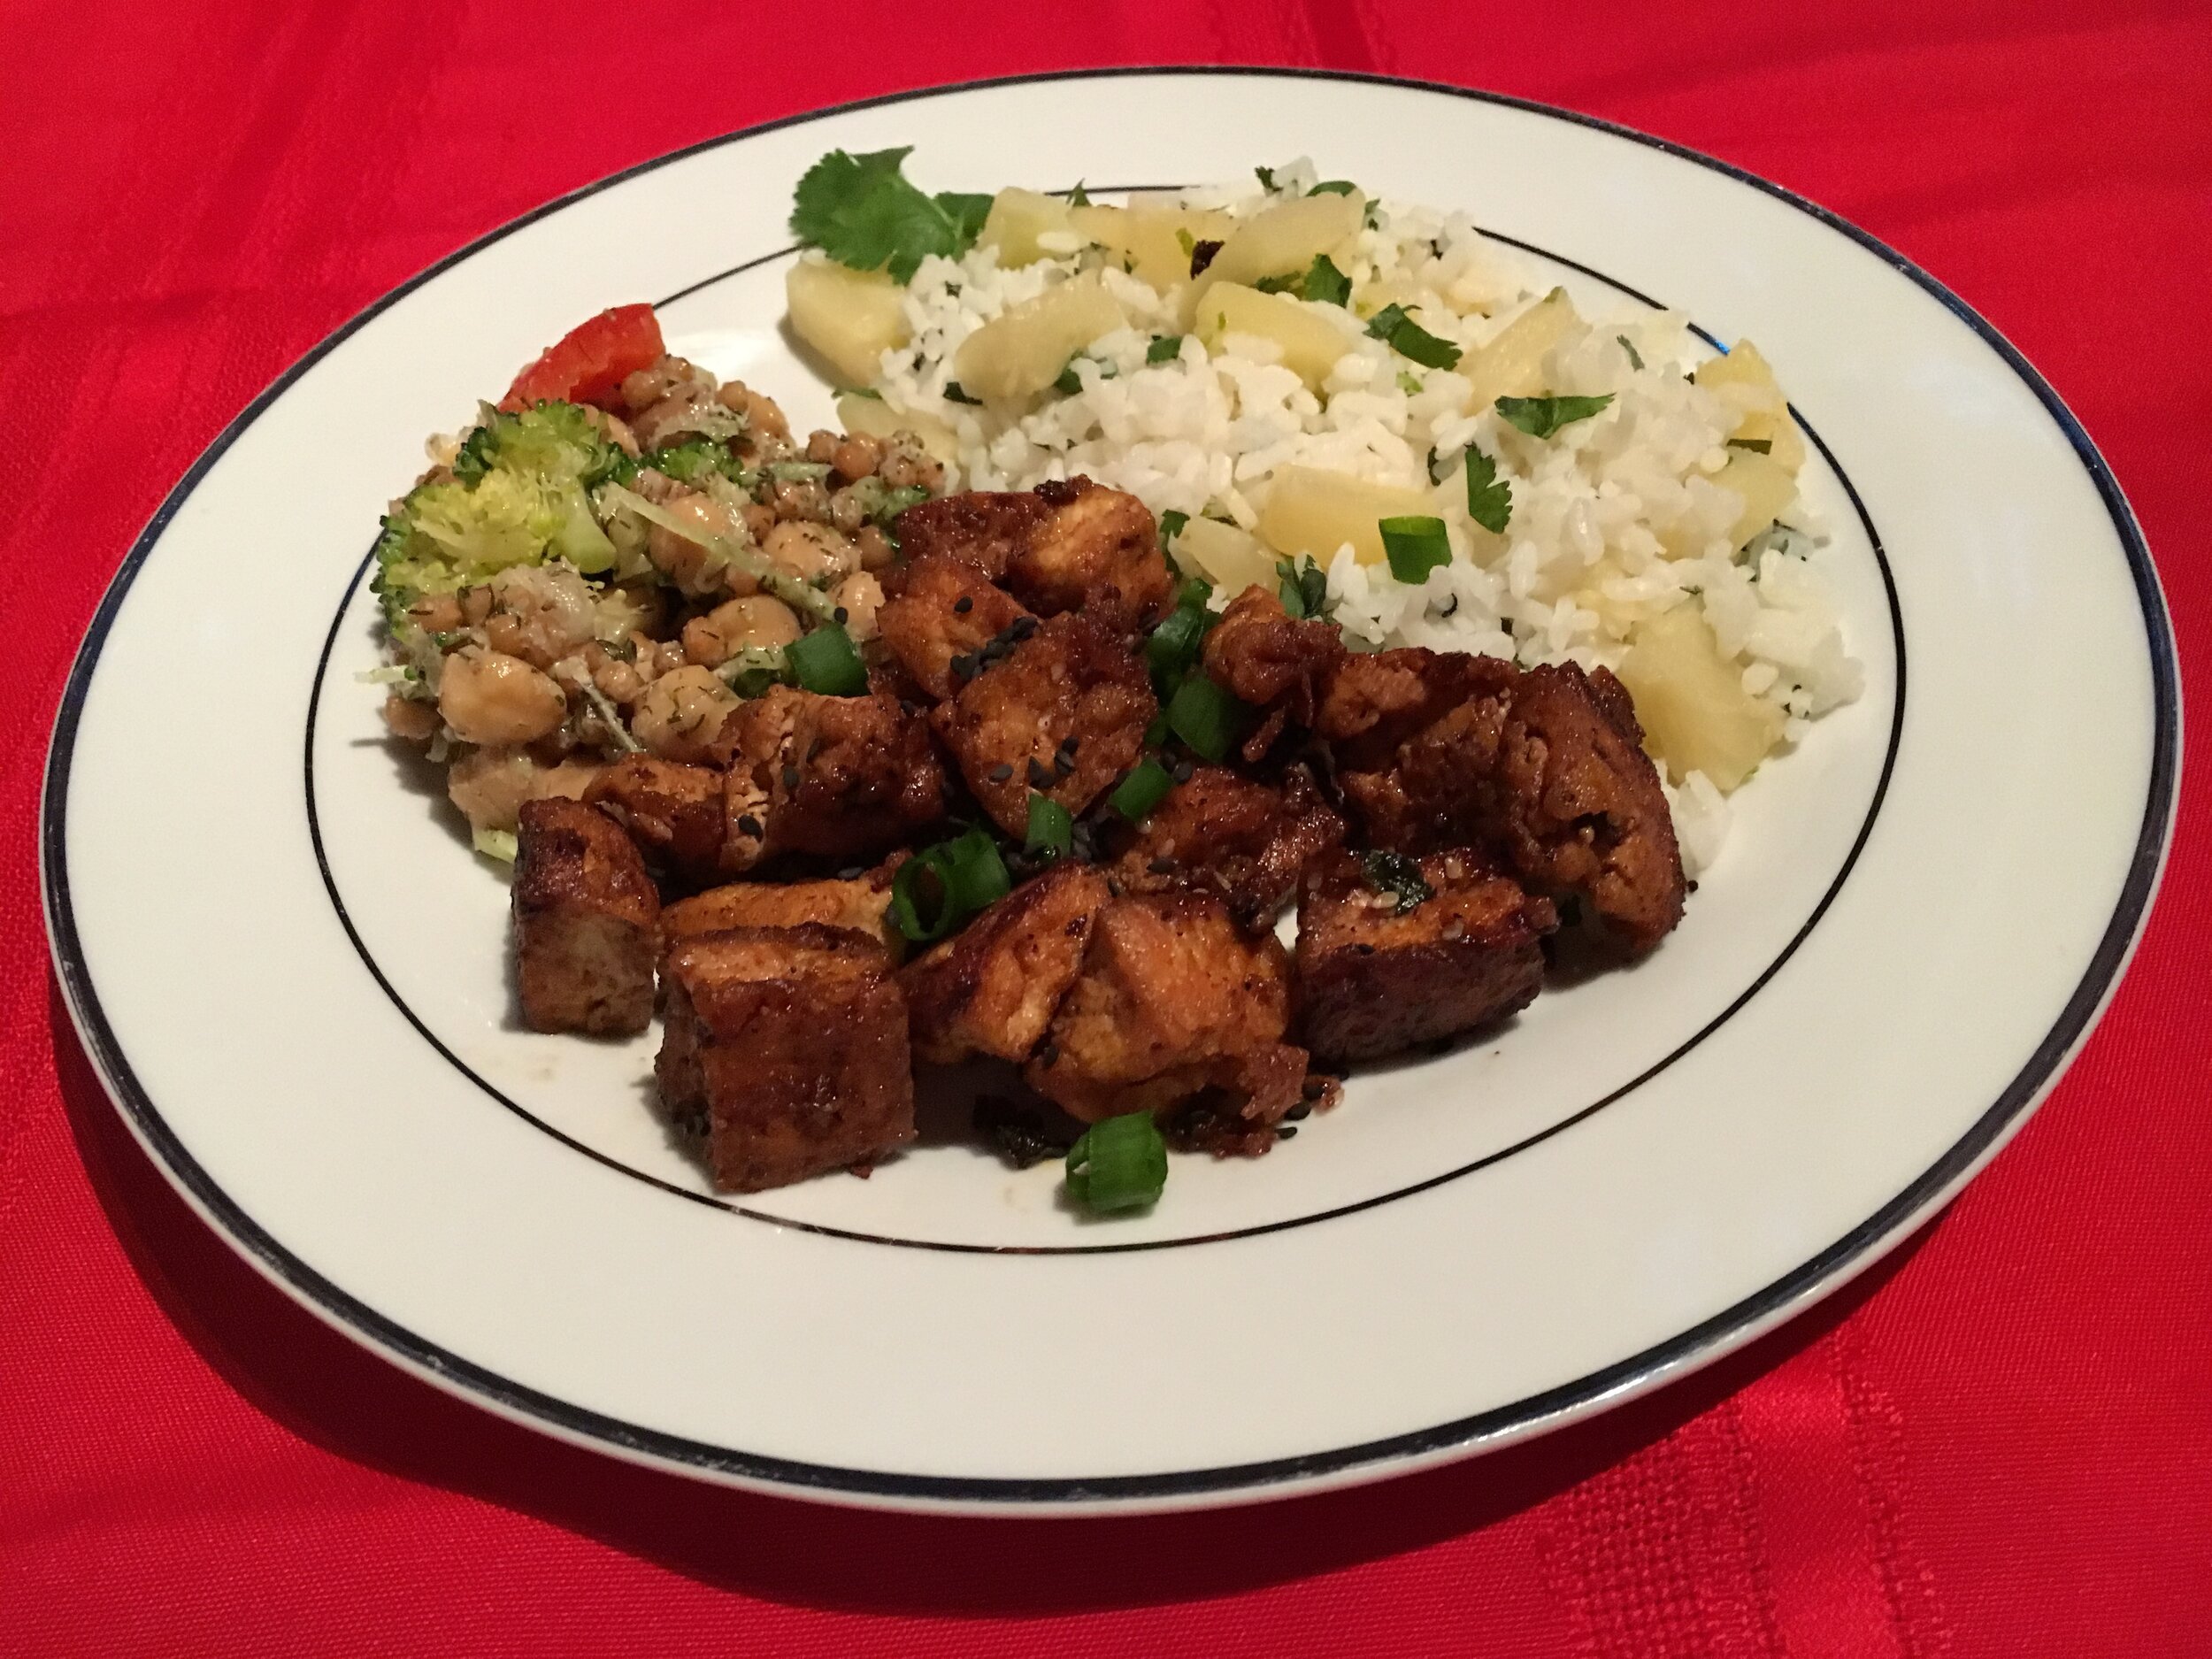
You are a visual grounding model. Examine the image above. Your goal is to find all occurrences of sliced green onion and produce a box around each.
[889,827,1012,943]
[472,826,518,864]
[1064,1111,1169,1212]
[785,623,867,695]
[941,826,1011,911]
[1110,759,1176,822]
[1144,580,1214,695]
[1025,793,1073,861]
[1307,179,1358,196]
[1396,370,1423,396]
[1165,673,1248,763]
[1147,334,1185,364]
[1494,393,1614,438]
[1616,334,1645,371]
[1379,515,1452,586]
[1303,255,1350,307]
[1365,303,1463,370]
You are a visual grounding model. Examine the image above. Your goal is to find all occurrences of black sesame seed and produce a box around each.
[988,762,1014,782]
[951,653,977,680]
[1053,752,1075,777]
[1354,942,1376,956]
[736,814,764,838]
[836,865,865,879]
[1056,735,1079,757]
[1276,1125,1299,1140]
[1286,1103,1311,1121]
[953,595,974,614]
[1037,1041,1059,1067]
[1148,856,1178,875]
[1300,1077,1327,1100]
[1010,615,1040,640]
[1105,877,1124,897]
[781,766,801,790]
[833,606,849,625]
[1026,757,1054,788]
[1171,759,1194,784]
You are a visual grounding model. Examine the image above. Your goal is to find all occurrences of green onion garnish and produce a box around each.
[1379,515,1452,585]
[1064,1110,1169,1212]
[1307,179,1357,196]
[1494,393,1614,438]
[1165,673,1248,763]
[1025,793,1073,861]
[890,827,1012,943]
[784,623,867,695]
[1110,759,1176,822]
[1143,576,1214,695]
[1365,303,1463,370]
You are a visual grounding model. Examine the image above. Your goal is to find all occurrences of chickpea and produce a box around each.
[488,563,597,668]
[831,572,885,642]
[438,649,569,745]
[683,595,803,666]
[827,488,866,535]
[853,524,896,572]
[446,745,538,833]
[651,640,687,679]
[593,656,645,706]
[632,664,738,763]
[646,490,758,598]
[408,593,463,634]
[716,379,790,442]
[878,442,943,493]
[804,429,840,465]
[831,433,883,484]
[766,478,831,523]
[739,502,777,543]
[382,695,441,742]
[764,520,856,584]
[459,586,494,626]
[585,406,641,457]
[595,580,665,642]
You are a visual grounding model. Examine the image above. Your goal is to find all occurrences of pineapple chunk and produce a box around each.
[786,258,912,388]
[950,273,1125,403]
[834,392,960,467]
[1457,288,1579,413]
[1615,604,1786,791]
[979,188,1076,268]
[1715,449,1798,549]
[1694,340,1806,472]
[1199,192,1364,296]
[1070,204,1236,293]
[1194,283,1354,390]
[1257,465,1442,568]
[1174,517,1278,596]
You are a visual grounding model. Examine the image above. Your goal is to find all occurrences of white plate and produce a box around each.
[43,70,2177,1514]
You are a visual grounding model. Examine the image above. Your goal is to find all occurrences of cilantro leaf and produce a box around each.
[1494,393,1614,438]
[1365,303,1463,370]
[1308,180,1358,196]
[1302,254,1350,306]
[790,148,990,284]
[1462,446,1512,534]
[1065,180,1091,207]
[1147,334,1185,364]
[1616,334,1644,371]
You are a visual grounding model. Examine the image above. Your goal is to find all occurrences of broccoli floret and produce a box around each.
[642,437,754,487]
[373,469,615,626]
[451,400,636,489]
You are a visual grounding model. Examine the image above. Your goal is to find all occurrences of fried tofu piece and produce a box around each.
[900,863,1112,1064]
[511,798,660,1035]
[1024,891,1308,1134]
[1295,849,1557,1062]
[1109,764,1345,928]
[896,478,1173,623]
[663,860,904,957]
[928,612,1155,836]
[584,755,726,880]
[1480,664,1686,953]
[712,686,948,871]
[876,553,1034,701]
[1201,586,1347,757]
[655,923,914,1192]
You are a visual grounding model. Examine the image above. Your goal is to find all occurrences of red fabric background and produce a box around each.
[4,3,2208,1654]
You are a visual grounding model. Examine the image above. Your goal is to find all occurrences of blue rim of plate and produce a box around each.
[41,66,2181,1507]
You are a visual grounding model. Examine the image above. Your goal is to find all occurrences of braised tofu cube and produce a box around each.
[896,479,1173,623]
[584,755,726,880]
[1109,764,1345,928]
[928,612,1155,836]
[655,923,915,1193]
[900,863,1111,1063]
[713,686,949,871]
[511,797,660,1035]
[1295,849,1556,1063]
[1024,890,1305,1130]
[663,860,904,958]
[1317,647,1517,852]
[876,553,1035,701]
[1200,585,1346,753]
[1480,663,1686,953]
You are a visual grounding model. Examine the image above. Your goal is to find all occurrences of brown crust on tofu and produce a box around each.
[895,478,1173,625]
[1108,764,1346,929]
[876,554,1034,701]
[899,863,1112,1064]
[656,923,914,1192]
[1024,889,1301,1125]
[511,797,660,1035]
[928,611,1156,836]
[583,755,726,880]
[1202,586,1348,755]
[662,860,904,957]
[710,686,948,870]
[1295,849,1556,1062]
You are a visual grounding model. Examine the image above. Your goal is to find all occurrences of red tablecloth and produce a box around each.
[5,4,2207,1654]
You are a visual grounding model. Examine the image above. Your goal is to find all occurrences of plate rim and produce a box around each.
[40,65,2183,1511]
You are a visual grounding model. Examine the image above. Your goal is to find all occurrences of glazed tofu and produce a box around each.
[1296,849,1557,1063]
[928,612,1155,836]
[1480,663,1686,953]
[1109,764,1345,928]
[1024,890,1308,1134]
[896,478,1173,624]
[511,798,660,1035]
[900,863,1112,1063]
[583,755,726,880]
[662,861,904,957]
[1200,586,1346,757]
[875,553,1034,701]
[712,686,948,870]
[656,923,915,1192]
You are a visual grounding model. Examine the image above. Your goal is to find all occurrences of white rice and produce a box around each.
[857,159,1864,872]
